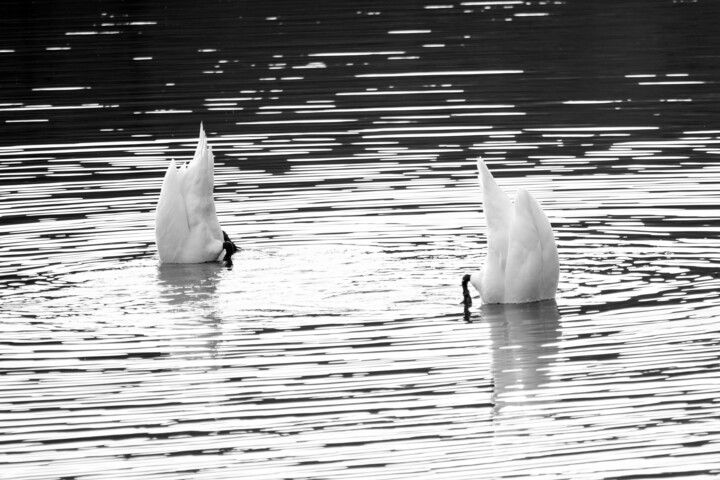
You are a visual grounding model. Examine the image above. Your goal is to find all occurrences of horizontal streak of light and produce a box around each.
[626,73,689,78]
[0,139,195,153]
[5,119,49,123]
[247,142,340,149]
[356,70,523,78]
[563,100,622,105]
[614,139,720,147]
[0,104,115,112]
[298,104,515,114]
[541,133,595,138]
[638,81,705,85]
[99,21,157,26]
[309,51,404,57]
[357,126,493,133]
[388,30,432,34]
[461,1,523,5]
[65,31,120,35]
[259,104,334,110]
[336,90,464,96]
[452,112,526,116]
[379,115,450,120]
[32,87,90,91]
[204,97,255,102]
[235,119,357,125]
[361,131,518,139]
[525,127,659,132]
[225,150,329,157]
[142,109,193,114]
[292,62,327,69]
[469,144,540,150]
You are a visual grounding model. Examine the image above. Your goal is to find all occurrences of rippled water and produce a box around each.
[2,1,720,478]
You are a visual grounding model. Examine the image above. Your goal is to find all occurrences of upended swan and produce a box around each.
[154,124,237,264]
[462,158,559,305]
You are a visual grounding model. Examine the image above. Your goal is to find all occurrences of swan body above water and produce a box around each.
[462,158,558,305]
[155,124,237,264]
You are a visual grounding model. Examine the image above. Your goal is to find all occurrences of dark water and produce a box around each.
[2,1,720,478]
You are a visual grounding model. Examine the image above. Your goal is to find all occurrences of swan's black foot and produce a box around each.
[461,274,473,308]
[462,293,472,309]
[222,230,238,265]
[463,304,472,323]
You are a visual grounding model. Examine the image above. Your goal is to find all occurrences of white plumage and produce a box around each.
[463,158,559,304]
[154,125,226,264]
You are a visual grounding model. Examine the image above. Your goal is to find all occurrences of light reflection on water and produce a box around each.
[2,0,720,478]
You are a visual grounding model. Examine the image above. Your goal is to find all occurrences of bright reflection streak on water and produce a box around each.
[2,0,720,478]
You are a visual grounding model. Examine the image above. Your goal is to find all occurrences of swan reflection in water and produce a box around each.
[156,262,228,358]
[483,300,560,404]
[477,300,562,455]
[157,262,226,305]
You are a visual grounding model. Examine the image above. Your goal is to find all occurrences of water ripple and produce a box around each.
[3,0,720,478]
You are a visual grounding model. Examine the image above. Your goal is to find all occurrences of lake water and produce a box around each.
[2,1,720,478]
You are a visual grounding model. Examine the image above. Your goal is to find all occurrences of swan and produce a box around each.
[462,158,558,305]
[154,124,237,264]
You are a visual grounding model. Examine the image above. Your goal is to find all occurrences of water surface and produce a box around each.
[2,1,720,478]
